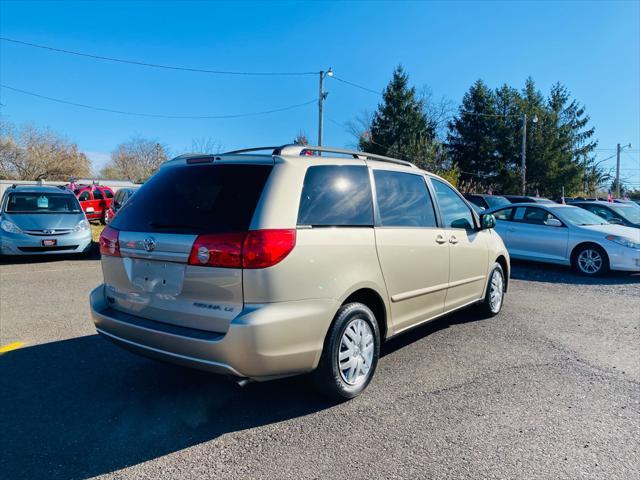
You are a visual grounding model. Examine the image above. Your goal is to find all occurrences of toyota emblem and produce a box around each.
[143,237,157,252]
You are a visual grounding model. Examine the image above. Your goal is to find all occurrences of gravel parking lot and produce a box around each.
[0,254,638,480]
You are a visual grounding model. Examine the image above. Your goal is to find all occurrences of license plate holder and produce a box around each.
[42,239,57,247]
[127,258,185,295]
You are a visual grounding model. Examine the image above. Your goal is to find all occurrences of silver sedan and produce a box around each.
[488,202,640,276]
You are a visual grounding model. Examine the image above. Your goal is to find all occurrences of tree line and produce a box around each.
[356,66,613,197]
[0,68,631,197]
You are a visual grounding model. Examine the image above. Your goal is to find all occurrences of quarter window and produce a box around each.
[374,171,437,227]
[432,179,475,229]
[104,189,114,199]
[297,165,373,226]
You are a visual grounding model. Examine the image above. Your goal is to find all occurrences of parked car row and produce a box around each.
[488,202,640,276]
[464,193,640,229]
[0,183,138,257]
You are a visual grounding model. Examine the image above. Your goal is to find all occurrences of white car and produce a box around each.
[489,202,640,276]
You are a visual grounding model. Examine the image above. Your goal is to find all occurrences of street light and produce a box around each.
[318,68,333,146]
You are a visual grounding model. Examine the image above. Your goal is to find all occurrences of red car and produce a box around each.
[73,185,114,223]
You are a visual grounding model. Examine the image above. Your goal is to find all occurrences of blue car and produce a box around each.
[0,185,92,256]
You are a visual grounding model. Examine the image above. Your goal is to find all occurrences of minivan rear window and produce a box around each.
[109,164,272,234]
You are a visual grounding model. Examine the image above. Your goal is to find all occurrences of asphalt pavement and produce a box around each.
[0,254,638,480]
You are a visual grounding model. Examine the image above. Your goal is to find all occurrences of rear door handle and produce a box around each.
[435,235,447,244]
[449,236,458,245]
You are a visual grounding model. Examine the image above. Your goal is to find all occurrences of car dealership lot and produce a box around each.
[1,256,638,480]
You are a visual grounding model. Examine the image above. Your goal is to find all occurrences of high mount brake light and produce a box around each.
[99,226,120,257]
[188,229,296,269]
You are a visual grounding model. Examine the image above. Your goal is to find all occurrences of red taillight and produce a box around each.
[188,229,296,269]
[99,225,120,257]
[188,232,244,268]
[242,229,296,269]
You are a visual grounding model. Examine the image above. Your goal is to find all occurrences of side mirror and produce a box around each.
[85,207,95,213]
[545,218,562,227]
[480,213,496,230]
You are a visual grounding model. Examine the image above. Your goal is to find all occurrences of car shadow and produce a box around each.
[0,243,100,265]
[0,334,335,480]
[510,259,639,285]
[0,304,487,480]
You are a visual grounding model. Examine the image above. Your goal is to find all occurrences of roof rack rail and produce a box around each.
[278,145,416,168]
[221,146,289,155]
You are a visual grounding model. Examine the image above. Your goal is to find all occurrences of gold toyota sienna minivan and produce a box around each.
[90,145,509,399]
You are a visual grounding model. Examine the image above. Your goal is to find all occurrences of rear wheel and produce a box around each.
[312,302,380,400]
[573,244,609,276]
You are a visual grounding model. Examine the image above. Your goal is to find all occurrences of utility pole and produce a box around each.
[616,143,632,198]
[317,68,333,147]
[616,143,621,198]
[521,113,527,195]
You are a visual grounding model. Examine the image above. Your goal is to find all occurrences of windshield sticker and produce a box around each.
[37,196,49,208]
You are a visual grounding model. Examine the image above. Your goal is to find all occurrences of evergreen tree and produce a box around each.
[360,66,436,167]
[447,79,499,188]
[447,77,599,196]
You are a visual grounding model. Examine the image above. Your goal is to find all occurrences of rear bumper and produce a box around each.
[90,285,339,380]
[0,231,92,255]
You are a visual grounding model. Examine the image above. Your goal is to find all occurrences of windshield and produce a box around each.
[485,196,510,208]
[5,192,82,214]
[609,204,640,224]
[555,206,608,226]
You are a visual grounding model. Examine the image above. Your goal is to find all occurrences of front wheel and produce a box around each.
[573,244,609,277]
[478,263,505,317]
[312,302,380,401]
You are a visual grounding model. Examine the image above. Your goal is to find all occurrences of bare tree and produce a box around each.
[293,130,309,146]
[418,86,455,139]
[191,137,223,154]
[0,121,91,180]
[344,110,374,149]
[101,136,168,183]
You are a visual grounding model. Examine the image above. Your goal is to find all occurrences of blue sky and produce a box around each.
[0,0,638,186]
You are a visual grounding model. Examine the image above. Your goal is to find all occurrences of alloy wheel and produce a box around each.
[578,248,603,275]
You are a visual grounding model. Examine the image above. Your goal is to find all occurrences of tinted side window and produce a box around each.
[374,171,436,227]
[78,191,90,201]
[297,165,373,226]
[494,208,514,221]
[104,189,114,199]
[93,190,104,200]
[520,207,557,225]
[432,179,475,229]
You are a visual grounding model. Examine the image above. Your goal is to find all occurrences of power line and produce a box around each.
[330,76,382,95]
[0,84,317,119]
[0,36,318,76]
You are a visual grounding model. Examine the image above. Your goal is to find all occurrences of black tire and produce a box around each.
[100,210,107,225]
[478,263,505,318]
[572,244,609,277]
[312,302,380,401]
